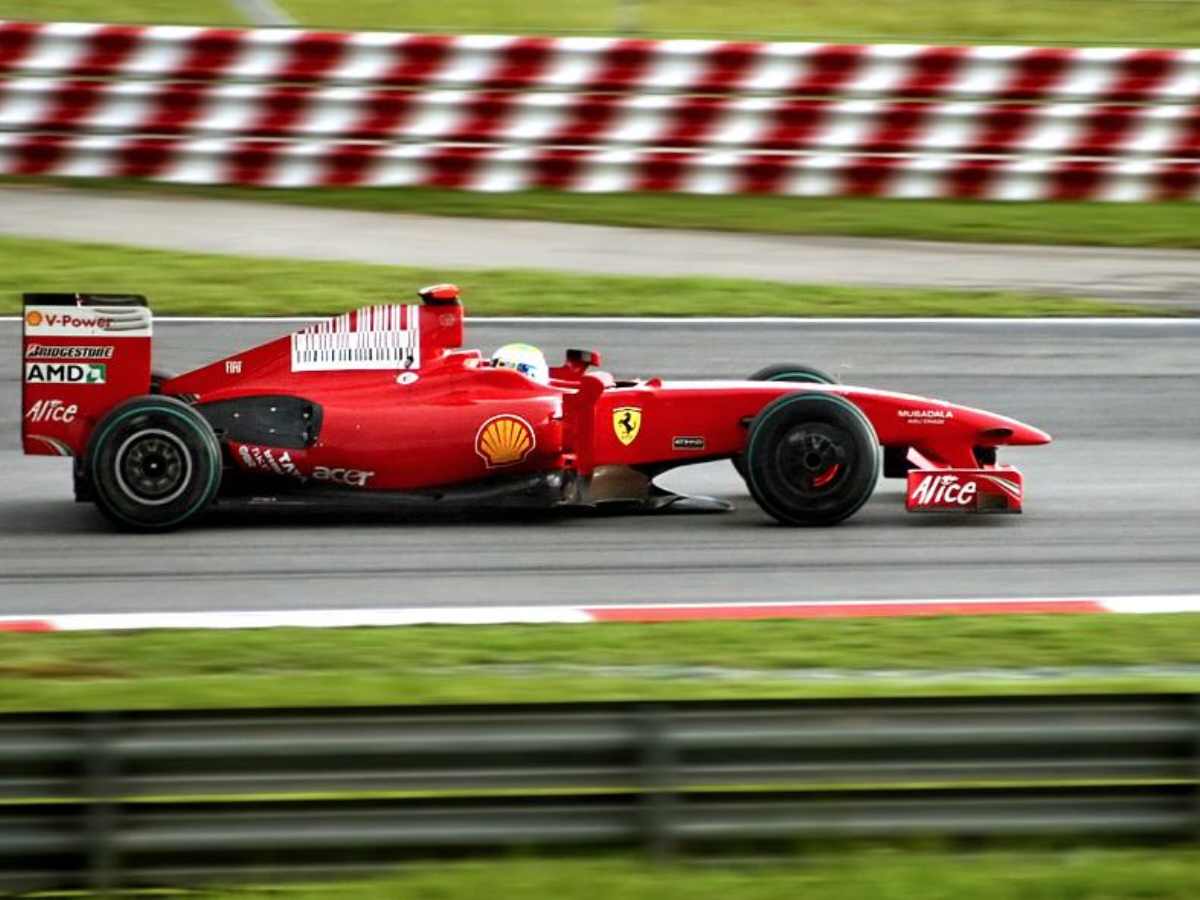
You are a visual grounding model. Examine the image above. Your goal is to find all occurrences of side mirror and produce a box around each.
[565,348,602,370]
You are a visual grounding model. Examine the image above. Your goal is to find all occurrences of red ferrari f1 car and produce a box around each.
[20,286,1050,531]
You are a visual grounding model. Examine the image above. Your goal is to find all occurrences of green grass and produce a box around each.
[0,1,241,25]
[2,614,1198,711]
[19,178,1200,252]
[279,0,1200,45]
[11,0,1200,45]
[0,235,1155,317]
[197,850,1200,900]
[209,853,1200,900]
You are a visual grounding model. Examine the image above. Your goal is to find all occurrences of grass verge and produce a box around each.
[14,179,1200,251]
[0,236,1155,317]
[280,0,1200,45]
[0,1,241,25]
[1,614,1198,711]
[11,0,1200,45]
[201,852,1200,900]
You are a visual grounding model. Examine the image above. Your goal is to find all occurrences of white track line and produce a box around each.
[1,595,1198,632]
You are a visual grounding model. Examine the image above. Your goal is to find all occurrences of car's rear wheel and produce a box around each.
[733,363,839,480]
[86,396,222,531]
[743,392,880,526]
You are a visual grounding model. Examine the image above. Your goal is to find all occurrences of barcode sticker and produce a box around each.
[290,305,420,372]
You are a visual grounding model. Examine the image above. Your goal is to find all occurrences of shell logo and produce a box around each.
[25,310,43,327]
[475,414,536,468]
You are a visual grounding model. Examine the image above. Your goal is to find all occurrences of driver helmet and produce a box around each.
[491,343,550,384]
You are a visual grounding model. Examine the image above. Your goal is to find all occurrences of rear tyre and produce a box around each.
[734,363,840,480]
[86,396,222,532]
[743,392,880,526]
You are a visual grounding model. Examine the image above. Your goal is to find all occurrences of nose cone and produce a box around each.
[955,401,1051,446]
[1009,422,1052,446]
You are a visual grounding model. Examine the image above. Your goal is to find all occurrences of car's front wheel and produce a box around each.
[733,363,840,480]
[86,396,223,531]
[746,363,838,385]
[743,392,880,526]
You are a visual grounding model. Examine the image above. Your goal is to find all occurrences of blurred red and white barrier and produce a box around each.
[4,78,1200,158]
[5,134,1198,199]
[4,21,1199,100]
[2,20,1199,200]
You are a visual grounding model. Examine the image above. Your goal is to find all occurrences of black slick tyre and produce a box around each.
[733,364,839,480]
[86,396,222,531]
[747,363,838,385]
[743,392,880,526]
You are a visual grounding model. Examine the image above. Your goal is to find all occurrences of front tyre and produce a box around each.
[747,363,838,385]
[744,392,880,526]
[733,363,839,481]
[86,396,222,532]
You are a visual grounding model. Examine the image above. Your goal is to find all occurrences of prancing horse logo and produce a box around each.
[612,406,642,446]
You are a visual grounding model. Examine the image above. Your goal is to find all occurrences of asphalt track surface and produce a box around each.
[2,187,1200,306]
[1,318,1198,614]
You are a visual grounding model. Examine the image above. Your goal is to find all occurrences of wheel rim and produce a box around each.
[113,428,192,506]
[773,423,851,496]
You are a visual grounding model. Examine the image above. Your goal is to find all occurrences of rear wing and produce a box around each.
[22,293,152,457]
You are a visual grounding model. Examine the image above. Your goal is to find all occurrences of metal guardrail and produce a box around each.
[0,694,1196,890]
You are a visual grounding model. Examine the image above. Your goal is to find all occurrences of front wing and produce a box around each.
[905,468,1024,514]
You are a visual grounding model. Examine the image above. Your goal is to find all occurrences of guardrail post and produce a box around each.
[638,704,677,861]
[82,712,119,892]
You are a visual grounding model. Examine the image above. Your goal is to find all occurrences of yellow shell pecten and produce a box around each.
[476,415,535,467]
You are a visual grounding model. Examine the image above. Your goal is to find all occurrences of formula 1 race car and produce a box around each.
[20,286,1050,531]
